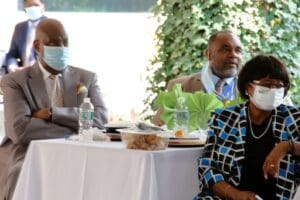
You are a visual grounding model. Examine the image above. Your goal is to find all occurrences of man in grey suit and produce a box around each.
[0,18,108,199]
[152,30,243,125]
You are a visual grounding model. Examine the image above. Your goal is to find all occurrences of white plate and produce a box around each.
[168,138,205,147]
[104,121,134,129]
[118,129,171,136]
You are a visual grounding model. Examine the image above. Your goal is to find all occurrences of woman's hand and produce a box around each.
[212,181,257,200]
[226,187,257,200]
[263,141,289,179]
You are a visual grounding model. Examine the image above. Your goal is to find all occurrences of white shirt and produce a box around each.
[200,64,236,100]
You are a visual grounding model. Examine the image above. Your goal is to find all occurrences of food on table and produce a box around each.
[122,133,168,150]
[175,130,185,138]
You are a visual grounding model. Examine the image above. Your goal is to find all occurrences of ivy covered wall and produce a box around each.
[145,0,300,116]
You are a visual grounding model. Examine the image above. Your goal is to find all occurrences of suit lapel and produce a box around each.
[28,63,50,108]
[20,22,29,62]
[61,67,78,107]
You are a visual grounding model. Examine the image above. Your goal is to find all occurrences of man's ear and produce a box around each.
[33,40,40,52]
[205,48,210,60]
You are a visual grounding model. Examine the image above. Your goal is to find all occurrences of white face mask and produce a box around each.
[250,85,284,111]
[25,6,43,21]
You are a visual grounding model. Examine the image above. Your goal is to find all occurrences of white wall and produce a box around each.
[0,1,18,62]
[0,7,158,122]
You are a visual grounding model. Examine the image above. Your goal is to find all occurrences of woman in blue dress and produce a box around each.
[196,55,300,200]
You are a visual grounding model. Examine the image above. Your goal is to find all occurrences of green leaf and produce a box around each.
[224,95,245,107]
[155,84,224,131]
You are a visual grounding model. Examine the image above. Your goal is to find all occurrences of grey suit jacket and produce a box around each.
[0,63,107,197]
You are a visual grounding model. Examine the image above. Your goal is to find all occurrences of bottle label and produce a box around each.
[80,111,94,120]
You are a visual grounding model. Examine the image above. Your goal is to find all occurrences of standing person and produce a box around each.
[0,18,108,200]
[4,0,46,73]
[152,30,243,125]
[195,55,300,200]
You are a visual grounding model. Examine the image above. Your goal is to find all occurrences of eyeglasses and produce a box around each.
[252,80,285,89]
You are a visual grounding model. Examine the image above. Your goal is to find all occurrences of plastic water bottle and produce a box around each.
[173,96,189,137]
[79,97,94,135]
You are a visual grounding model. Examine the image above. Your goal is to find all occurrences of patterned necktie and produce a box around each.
[215,78,226,96]
[49,75,63,107]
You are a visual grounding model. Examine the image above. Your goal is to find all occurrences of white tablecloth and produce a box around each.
[13,139,202,200]
[294,188,300,200]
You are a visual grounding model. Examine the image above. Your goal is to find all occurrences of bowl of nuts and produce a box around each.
[119,129,169,151]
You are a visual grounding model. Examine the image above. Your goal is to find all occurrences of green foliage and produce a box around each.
[155,84,228,131]
[225,95,245,107]
[145,0,300,116]
[154,84,187,128]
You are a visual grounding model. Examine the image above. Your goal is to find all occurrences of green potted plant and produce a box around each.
[154,84,245,132]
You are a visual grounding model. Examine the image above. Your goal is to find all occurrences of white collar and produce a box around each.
[28,19,40,27]
[200,63,235,93]
[211,72,235,86]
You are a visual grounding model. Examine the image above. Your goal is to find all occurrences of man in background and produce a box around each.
[4,0,46,73]
[152,30,243,125]
[0,18,108,199]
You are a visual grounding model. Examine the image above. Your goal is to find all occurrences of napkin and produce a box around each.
[188,129,208,141]
[68,128,110,142]
[135,121,166,132]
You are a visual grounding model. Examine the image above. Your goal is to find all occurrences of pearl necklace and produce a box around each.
[247,108,272,139]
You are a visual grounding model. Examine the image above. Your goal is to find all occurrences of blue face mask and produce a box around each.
[43,46,70,71]
[25,6,43,21]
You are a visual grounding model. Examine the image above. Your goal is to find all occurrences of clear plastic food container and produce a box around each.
[119,129,169,151]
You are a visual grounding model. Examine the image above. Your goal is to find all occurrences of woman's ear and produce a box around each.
[284,86,288,97]
[245,83,254,97]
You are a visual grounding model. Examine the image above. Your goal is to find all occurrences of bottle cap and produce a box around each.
[84,97,90,103]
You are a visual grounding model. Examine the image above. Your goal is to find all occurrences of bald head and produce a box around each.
[34,18,68,53]
[208,30,234,49]
[34,18,69,74]
[36,18,68,44]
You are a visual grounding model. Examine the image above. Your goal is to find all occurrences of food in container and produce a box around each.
[119,129,169,151]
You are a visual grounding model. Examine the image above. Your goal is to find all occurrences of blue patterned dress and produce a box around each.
[195,103,300,200]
